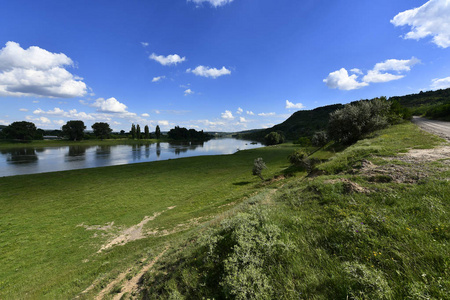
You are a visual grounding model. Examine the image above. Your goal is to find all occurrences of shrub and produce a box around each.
[328,98,391,144]
[288,149,317,172]
[264,132,284,145]
[311,131,328,147]
[252,158,267,180]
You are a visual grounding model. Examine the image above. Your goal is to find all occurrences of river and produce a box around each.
[0,138,263,177]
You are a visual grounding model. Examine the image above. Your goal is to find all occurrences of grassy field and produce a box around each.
[0,143,298,298]
[141,123,450,299]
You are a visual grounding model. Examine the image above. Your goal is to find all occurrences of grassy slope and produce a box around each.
[142,123,449,299]
[0,144,297,298]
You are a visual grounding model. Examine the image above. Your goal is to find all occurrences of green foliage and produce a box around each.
[294,136,311,146]
[167,126,211,141]
[136,124,141,139]
[3,121,41,141]
[311,131,328,147]
[288,149,310,169]
[264,131,284,145]
[130,123,136,139]
[155,125,161,139]
[62,120,86,141]
[328,98,391,144]
[144,125,150,139]
[91,122,112,140]
[425,103,450,121]
[252,157,267,180]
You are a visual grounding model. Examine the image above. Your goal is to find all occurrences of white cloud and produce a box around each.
[141,42,149,47]
[33,100,39,103]
[149,53,186,66]
[258,112,276,117]
[221,110,234,120]
[350,68,363,75]
[54,120,65,126]
[189,0,234,7]
[187,65,231,78]
[141,113,150,117]
[239,117,248,123]
[184,88,194,96]
[391,0,450,48]
[246,111,254,115]
[325,57,420,90]
[0,41,87,98]
[19,108,28,112]
[363,57,420,83]
[323,68,368,90]
[431,76,450,90]
[92,97,128,113]
[152,76,166,83]
[285,100,305,110]
[158,120,169,126]
[236,107,243,114]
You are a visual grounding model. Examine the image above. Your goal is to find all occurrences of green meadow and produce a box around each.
[0,143,297,298]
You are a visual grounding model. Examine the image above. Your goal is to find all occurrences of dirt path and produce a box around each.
[412,116,450,141]
[94,247,168,300]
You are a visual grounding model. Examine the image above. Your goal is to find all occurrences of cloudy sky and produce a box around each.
[1,0,449,132]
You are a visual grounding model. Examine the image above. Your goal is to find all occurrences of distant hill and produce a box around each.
[237,104,343,141]
[238,88,450,142]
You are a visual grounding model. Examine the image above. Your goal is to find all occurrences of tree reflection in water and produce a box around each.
[1,148,38,164]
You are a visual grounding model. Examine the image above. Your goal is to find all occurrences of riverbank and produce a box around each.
[0,143,299,298]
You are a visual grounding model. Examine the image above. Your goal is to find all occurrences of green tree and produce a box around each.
[91,122,112,140]
[144,125,150,139]
[252,157,267,180]
[136,124,141,139]
[130,124,136,139]
[311,131,328,147]
[62,120,86,141]
[155,125,161,139]
[4,121,39,141]
[264,132,284,145]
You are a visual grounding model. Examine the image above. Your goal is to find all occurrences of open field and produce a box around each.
[0,143,298,298]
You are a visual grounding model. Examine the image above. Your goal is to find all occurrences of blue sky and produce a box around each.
[1,0,449,132]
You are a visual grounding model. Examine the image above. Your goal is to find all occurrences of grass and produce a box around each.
[0,143,297,299]
[141,122,449,299]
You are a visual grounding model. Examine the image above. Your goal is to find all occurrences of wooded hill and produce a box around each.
[238,88,450,141]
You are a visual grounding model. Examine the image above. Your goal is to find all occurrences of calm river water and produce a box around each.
[0,138,263,177]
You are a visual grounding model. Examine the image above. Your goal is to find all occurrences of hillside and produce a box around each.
[238,103,343,141]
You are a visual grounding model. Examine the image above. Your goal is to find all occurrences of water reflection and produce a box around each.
[1,148,38,164]
[0,138,262,177]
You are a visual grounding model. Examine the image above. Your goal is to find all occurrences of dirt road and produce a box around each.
[412,116,450,141]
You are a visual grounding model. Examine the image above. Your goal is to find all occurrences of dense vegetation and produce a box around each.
[167,126,212,141]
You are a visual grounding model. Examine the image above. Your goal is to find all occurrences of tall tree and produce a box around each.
[62,120,86,141]
[155,125,161,139]
[91,122,112,140]
[4,121,39,141]
[136,124,141,139]
[144,125,150,139]
[130,124,136,139]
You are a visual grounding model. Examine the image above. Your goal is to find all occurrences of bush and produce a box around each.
[328,98,391,144]
[294,137,311,147]
[311,131,328,147]
[264,132,284,145]
[252,158,267,180]
[288,149,317,172]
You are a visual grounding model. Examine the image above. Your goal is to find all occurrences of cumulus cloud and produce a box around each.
[431,76,450,90]
[324,57,420,90]
[391,0,450,48]
[19,108,28,112]
[92,97,128,113]
[285,100,305,110]
[152,76,166,83]
[33,107,98,121]
[258,112,276,117]
[350,68,363,75]
[141,113,150,117]
[187,66,231,78]
[0,41,87,98]
[236,107,243,114]
[221,110,234,120]
[239,117,248,123]
[149,53,186,66]
[323,68,369,90]
[189,0,234,7]
[184,88,194,96]
[246,111,254,115]
[158,120,169,126]
[141,42,149,47]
